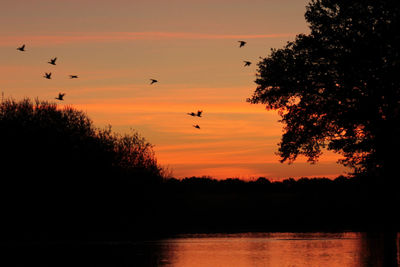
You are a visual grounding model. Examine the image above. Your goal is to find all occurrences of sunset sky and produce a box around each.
[0,0,349,179]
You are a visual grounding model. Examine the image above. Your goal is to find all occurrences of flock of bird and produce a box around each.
[16,40,251,130]
[185,40,250,130]
[187,110,203,129]
[17,44,78,101]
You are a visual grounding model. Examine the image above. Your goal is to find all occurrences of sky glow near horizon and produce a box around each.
[0,0,349,179]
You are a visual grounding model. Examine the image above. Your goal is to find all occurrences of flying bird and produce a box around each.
[244,61,252,67]
[17,44,25,51]
[238,41,246,48]
[55,93,65,101]
[193,124,200,129]
[43,72,52,79]
[48,57,57,65]
[69,75,78,79]
[150,79,158,85]
[187,112,196,116]
[196,110,203,117]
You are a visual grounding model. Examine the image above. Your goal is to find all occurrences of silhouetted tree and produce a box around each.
[0,98,164,239]
[248,1,400,184]
[0,98,162,182]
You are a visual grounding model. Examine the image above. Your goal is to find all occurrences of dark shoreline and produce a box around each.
[2,175,399,246]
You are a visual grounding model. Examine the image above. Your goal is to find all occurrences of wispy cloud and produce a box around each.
[0,32,296,46]
[155,142,343,165]
[71,100,275,115]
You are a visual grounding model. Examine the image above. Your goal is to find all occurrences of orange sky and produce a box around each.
[0,0,350,179]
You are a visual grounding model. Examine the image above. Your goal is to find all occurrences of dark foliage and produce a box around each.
[156,175,399,234]
[0,98,163,241]
[1,98,398,245]
[247,0,400,181]
[0,98,162,181]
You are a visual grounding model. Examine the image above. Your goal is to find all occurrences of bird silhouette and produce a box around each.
[244,61,252,67]
[48,57,57,65]
[196,110,203,117]
[43,72,52,79]
[150,79,158,85]
[238,41,246,48]
[69,75,78,79]
[187,112,196,116]
[55,93,65,101]
[193,124,200,129]
[17,44,25,51]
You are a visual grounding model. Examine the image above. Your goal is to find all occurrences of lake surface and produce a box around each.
[125,232,399,267]
[9,232,398,266]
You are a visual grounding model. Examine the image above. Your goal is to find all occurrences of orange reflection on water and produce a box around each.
[157,232,399,267]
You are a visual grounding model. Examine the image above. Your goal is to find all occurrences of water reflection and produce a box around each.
[151,232,399,267]
[8,232,398,266]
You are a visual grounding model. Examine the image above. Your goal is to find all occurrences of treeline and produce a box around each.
[0,98,164,183]
[156,175,382,234]
[163,175,364,193]
[0,98,165,243]
[0,98,397,244]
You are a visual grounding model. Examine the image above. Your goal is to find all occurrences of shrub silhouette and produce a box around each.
[0,98,162,180]
[0,98,163,237]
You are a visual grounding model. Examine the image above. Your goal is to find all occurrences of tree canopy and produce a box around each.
[248,0,400,178]
[0,98,163,182]
[0,98,166,237]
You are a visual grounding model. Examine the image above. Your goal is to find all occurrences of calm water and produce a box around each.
[125,232,399,267]
[12,232,398,266]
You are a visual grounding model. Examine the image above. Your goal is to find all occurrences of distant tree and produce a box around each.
[0,98,163,182]
[248,0,400,182]
[98,126,163,182]
[0,96,165,211]
[0,98,166,237]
